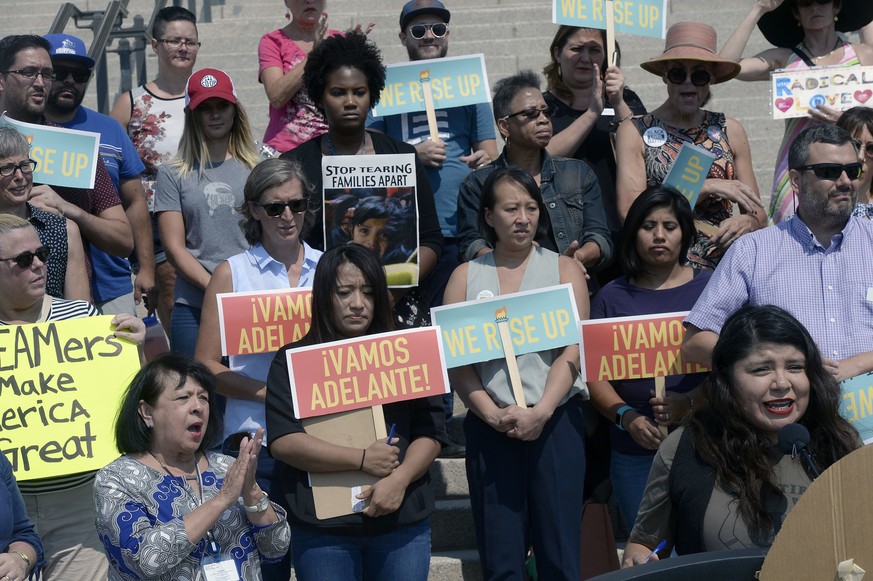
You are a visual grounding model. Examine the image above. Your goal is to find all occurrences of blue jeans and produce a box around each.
[289,519,431,581]
[610,450,655,532]
[169,302,201,356]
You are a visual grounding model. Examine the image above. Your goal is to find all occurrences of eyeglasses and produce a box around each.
[795,162,863,180]
[3,68,54,81]
[154,38,201,49]
[408,23,449,40]
[0,246,50,268]
[794,0,832,7]
[861,142,873,159]
[253,199,309,216]
[666,68,712,87]
[0,159,37,177]
[501,105,555,122]
[51,66,92,83]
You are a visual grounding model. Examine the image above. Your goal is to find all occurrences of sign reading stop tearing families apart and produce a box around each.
[285,327,449,420]
[217,288,313,356]
[0,114,100,189]
[0,316,141,480]
[770,65,873,120]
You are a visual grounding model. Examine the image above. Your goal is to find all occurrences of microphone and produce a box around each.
[778,423,820,479]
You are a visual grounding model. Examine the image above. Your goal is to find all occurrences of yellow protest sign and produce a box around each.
[0,316,141,480]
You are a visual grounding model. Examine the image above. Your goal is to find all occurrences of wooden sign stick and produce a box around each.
[605,0,616,67]
[655,375,668,437]
[495,308,527,407]
[419,69,440,142]
[371,404,388,440]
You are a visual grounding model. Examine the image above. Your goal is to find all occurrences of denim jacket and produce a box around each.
[457,151,612,268]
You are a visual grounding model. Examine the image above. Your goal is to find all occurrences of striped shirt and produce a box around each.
[2,296,100,494]
[686,215,873,361]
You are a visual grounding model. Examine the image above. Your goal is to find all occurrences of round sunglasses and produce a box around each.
[408,23,448,40]
[666,68,712,87]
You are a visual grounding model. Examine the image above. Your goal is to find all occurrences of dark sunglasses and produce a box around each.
[0,245,50,268]
[666,68,712,87]
[52,67,92,83]
[861,142,873,159]
[408,23,448,39]
[795,162,863,180]
[502,105,555,122]
[794,0,832,7]
[253,199,309,216]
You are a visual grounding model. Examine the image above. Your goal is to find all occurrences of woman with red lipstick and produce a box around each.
[266,245,446,580]
[96,354,291,580]
[621,305,858,566]
[444,167,589,580]
[588,186,710,533]
[720,0,873,224]
[456,70,611,293]
[615,22,767,271]
[154,68,259,357]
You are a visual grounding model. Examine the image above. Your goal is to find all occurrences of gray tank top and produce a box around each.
[465,246,587,407]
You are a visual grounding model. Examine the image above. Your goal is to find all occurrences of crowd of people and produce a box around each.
[0,0,872,579]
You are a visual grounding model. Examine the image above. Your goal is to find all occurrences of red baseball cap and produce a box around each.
[185,68,237,110]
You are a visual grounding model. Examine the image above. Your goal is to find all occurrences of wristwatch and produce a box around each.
[243,491,270,513]
[614,405,636,431]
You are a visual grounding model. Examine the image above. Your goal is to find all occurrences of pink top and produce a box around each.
[258,28,340,153]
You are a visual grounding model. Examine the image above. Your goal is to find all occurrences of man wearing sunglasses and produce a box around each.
[0,35,134,299]
[43,33,155,318]
[683,124,873,384]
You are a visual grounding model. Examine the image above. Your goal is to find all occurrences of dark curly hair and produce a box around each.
[690,305,858,541]
[303,30,386,112]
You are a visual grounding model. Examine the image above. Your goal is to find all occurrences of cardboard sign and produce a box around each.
[286,327,449,419]
[839,373,873,444]
[0,114,100,189]
[662,142,717,209]
[770,65,873,120]
[0,316,141,480]
[579,312,709,382]
[372,54,491,118]
[217,288,312,356]
[553,0,667,39]
[322,153,420,287]
[431,284,580,368]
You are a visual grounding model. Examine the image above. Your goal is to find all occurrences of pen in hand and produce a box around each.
[386,423,396,445]
[645,539,667,563]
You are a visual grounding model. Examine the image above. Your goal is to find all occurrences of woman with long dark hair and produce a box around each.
[622,305,859,565]
[265,245,446,580]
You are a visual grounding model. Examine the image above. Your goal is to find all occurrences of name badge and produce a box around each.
[202,553,239,581]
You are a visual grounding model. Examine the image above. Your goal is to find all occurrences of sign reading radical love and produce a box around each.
[0,316,141,480]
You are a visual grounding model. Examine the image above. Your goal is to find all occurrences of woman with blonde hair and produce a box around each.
[155,68,259,355]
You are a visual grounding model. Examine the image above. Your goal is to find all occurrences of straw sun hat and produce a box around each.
[640,22,741,84]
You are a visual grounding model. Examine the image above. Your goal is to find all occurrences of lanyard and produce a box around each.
[148,451,220,555]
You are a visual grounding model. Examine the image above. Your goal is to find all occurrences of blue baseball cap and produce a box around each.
[399,0,450,31]
[44,34,95,69]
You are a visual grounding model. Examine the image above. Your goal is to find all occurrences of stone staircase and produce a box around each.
[3,1,866,579]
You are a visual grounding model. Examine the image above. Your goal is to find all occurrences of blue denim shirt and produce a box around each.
[457,151,612,268]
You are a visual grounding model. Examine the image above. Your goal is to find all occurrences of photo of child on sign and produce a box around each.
[322,153,420,287]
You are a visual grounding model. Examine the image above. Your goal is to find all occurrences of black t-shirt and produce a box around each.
[265,339,448,534]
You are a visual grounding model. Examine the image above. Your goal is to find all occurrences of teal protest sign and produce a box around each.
[662,142,716,209]
[841,373,873,445]
[0,114,99,189]
[431,284,579,368]
[553,0,667,39]
[372,54,491,118]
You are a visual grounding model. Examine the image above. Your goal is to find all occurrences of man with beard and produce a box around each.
[0,35,133,300]
[44,33,154,316]
[683,124,873,382]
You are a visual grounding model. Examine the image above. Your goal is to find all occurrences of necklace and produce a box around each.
[148,450,200,481]
[325,132,367,156]
[803,36,843,63]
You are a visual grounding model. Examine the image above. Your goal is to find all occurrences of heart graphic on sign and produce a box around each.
[855,90,872,104]
[775,98,794,112]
